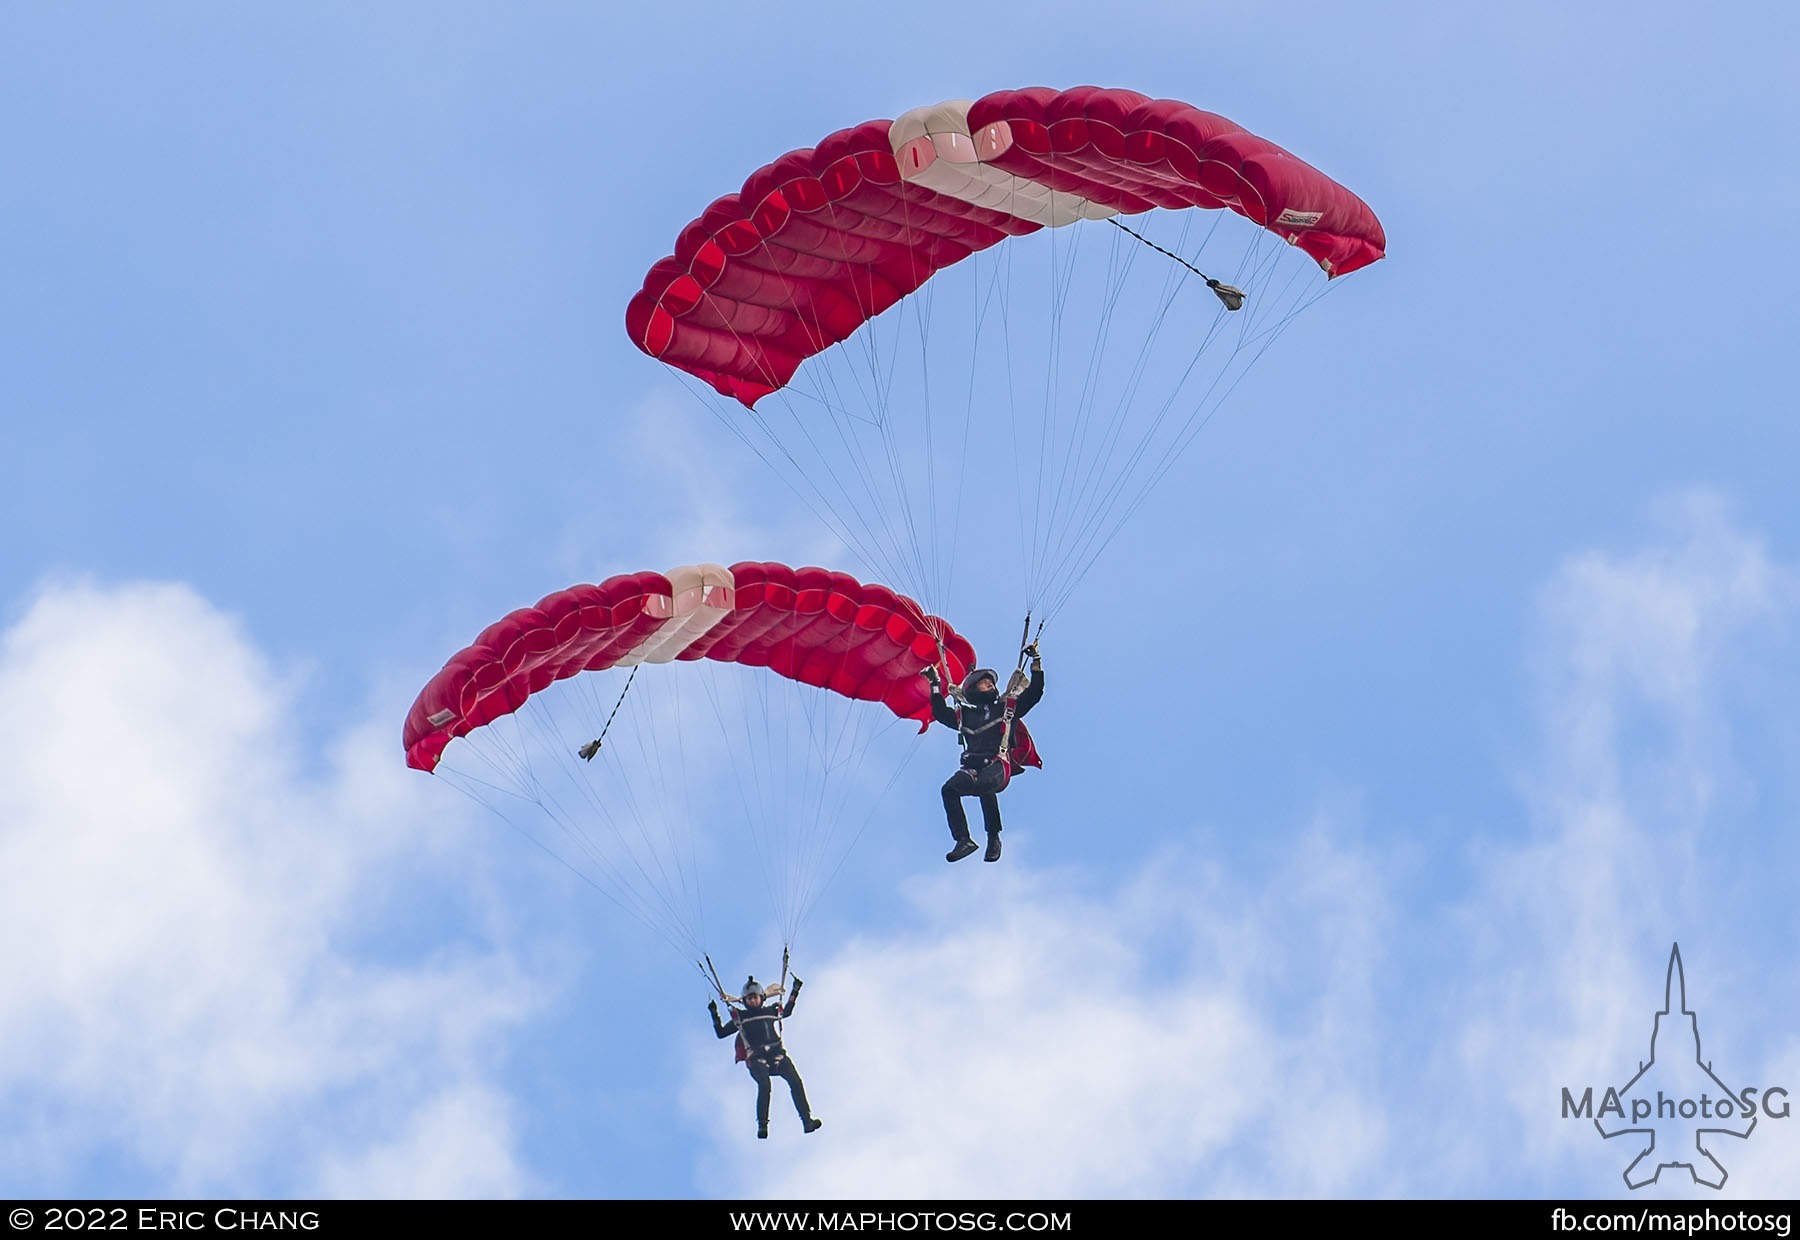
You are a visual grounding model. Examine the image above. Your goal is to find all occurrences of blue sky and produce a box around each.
[5,1,1800,1200]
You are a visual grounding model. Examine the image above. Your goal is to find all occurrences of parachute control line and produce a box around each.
[1105,218,1245,310]
[577,665,637,761]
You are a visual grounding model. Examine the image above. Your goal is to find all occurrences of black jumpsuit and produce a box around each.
[931,666,1044,842]
[712,990,816,1131]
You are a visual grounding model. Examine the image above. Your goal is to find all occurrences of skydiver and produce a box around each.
[709,976,822,1139]
[922,642,1044,863]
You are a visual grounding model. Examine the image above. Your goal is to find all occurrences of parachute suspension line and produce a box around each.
[750,663,804,947]
[682,240,931,606]
[787,668,898,943]
[577,665,637,761]
[433,735,708,965]
[955,245,1008,612]
[579,673,711,956]
[1030,159,1171,616]
[792,191,943,611]
[1107,217,1245,310]
[691,652,910,949]
[452,772,706,963]
[809,679,864,844]
[1033,237,1181,611]
[679,364,919,608]
[525,662,708,959]
[701,657,809,946]
[1117,274,1332,526]
[1029,179,1070,613]
[1034,237,1337,627]
[833,233,934,604]
[1071,215,1197,560]
[1037,211,1252,622]
[798,344,932,607]
[766,390,921,598]
[784,677,915,942]
[665,671,716,953]
[1031,210,1209,619]
[768,361,918,601]
[699,665,789,942]
[1025,191,1082,612]
[987,234,1034,613]
[897,191,950,613]
[798,716,920,925]
[1029,207,1155,615]
[1023,171,1133,616]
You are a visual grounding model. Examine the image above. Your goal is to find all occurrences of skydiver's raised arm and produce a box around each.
[1015,660,1045,718]
[708,999,737,1038]
[923,668,959,729]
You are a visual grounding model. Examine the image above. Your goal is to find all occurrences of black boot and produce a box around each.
[803,1116,823,1133]
[946,836,978,862]
[757,1124,769,1139]
[984,832,1002,862]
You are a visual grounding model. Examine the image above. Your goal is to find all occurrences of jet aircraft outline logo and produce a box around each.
[1589,944,1755,1189]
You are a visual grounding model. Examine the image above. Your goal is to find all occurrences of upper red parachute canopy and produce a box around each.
[404,561,976,772]
[626,85,1387,407]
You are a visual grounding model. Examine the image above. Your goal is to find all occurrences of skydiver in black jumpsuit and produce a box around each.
[710,977,822,1139]
[924,645,1044,863]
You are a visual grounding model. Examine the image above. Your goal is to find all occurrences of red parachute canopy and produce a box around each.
[404,561,976,772]
[626,85,1387,407]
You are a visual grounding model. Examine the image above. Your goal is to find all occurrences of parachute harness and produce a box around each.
[705,950,796,1061]
[949,616,1042,771]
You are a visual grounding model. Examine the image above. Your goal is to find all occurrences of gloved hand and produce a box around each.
[791,977,804,992]
[921,666,940,685]
[708,999,719,1016]
[1022,640,1040,660]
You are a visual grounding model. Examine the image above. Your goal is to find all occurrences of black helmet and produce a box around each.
[960,668,1000,705]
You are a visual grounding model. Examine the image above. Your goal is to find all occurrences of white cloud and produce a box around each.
[313,1084,536,1198]
[15,490,1793,1201]
[669,492,1800,1201]
[682,820,1395,1199]
[0,579,542,1196]
[1717,1039,1800,1199]
[1443,492,1798,1195]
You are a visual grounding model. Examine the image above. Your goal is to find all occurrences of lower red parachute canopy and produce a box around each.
[404,561,976,772]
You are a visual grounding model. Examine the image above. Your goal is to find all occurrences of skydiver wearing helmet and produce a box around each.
[709,976,822,1139]
[923,642,1044,863]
